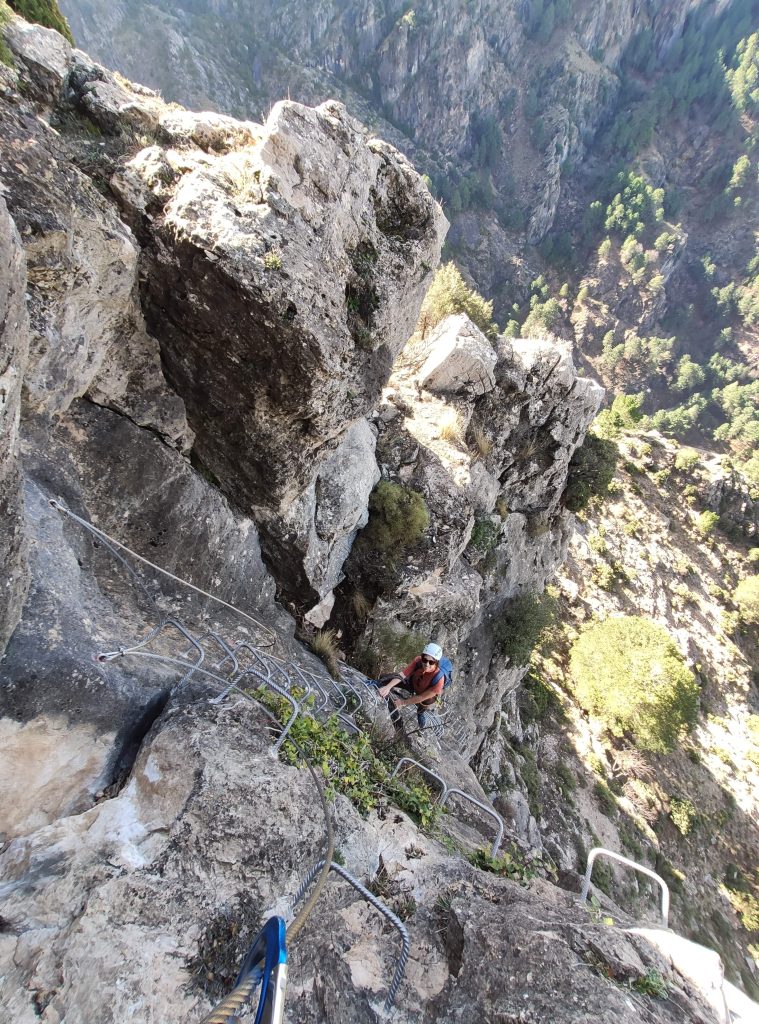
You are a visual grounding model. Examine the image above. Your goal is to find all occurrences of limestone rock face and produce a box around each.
[0,39,192,449]
[53,53,447,605]
[0,198,30,654]
[0,401,287,840]
[130,97,445,602]
[343,330,603,761]
[418,313,497,396]
[0,691,728,1024]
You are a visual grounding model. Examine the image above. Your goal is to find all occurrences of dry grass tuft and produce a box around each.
[439,408,463,444]
[471,424,493,458]
[350,591,373,622]
[309,628,341,678]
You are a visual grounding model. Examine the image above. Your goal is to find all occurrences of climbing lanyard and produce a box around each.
[204,915,288,1024]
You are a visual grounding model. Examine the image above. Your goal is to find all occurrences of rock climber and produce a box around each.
[375,642,446,731]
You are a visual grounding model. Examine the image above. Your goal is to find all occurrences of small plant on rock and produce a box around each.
[471,424,493,457]
[669,796,698,836]
[263,250,282,271]
[633,969,669,998]
[439,407,464,444]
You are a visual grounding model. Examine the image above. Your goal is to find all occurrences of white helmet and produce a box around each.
[422,642,443,662]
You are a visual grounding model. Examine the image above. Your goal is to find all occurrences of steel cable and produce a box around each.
[50,499,279,648]
[199,703,334,1024]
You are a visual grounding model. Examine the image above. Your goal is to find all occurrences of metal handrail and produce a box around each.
[441,787,504,859]
[580,847,670,928]
[389,757,448,798]
[235,668,300,754]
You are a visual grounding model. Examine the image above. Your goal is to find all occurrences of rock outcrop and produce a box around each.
[342,320,602,766]
[0,196,29,653]
[60,0,712,307]
[0,691,732,1024]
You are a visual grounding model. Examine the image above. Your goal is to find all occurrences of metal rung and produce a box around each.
[581,847,669,928]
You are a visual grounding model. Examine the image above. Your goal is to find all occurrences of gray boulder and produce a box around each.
[418,313,497,396]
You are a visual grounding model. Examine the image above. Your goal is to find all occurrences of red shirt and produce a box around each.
[402,657,444,703]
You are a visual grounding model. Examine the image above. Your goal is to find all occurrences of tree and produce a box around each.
[594,393,644,437]
[564,433,619,512]
[674,355,706,392]
[569,617,699,752]
[734,575,759,624]
[417,262,496,338]
[726,32,759,115]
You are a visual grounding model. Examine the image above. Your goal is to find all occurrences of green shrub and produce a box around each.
[734,575,759,625]
[496,589,557,666]
[361,480,428,557]
[519,672,564,724]
[8,0,73,41]
[564,432,619,512]
[467,844,539,883]
[569,617,699,753]
[0,2,13,66]
[669,796,698,836]
[594,393,644,438]
[696,510,720,537]
[260,691,440,826]
[633,970,669,998]
[674,447,700,471]
[469,517,501,554]
[593,779,619,817]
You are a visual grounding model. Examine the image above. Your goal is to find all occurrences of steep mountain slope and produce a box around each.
[496,426,759,997]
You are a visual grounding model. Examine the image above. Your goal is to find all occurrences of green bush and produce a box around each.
[564,432,619,512]
[734,575,759,625]
[467,844,540,883]
[519,672,565,724]
[594,393,644,438]
[417,262,496,338]
[260,690,440,826]
[496,589,557,666]
[697,510,720,537]
[361,480,428,557]
[569,617,699,753]
[593,779,618,817]
[469,517,501,553]
[0,1,13,66]
[674,447,700,471]
[669,796,698,836]
[8,0,73,41]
